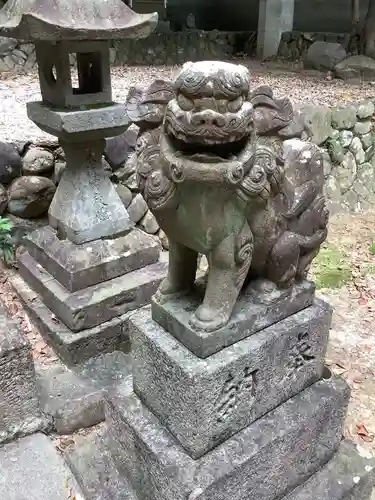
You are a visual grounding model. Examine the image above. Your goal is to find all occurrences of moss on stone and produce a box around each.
[312,244,351,289]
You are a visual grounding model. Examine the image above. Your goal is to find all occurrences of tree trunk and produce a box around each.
[351,0,360,35]
[363,0,375,57]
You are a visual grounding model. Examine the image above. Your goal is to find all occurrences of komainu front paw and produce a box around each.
[189,305,229,332]
[154,278,191,304]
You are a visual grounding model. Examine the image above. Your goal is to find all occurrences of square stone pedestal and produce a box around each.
[12,226,167,366]
[104,303,375,500]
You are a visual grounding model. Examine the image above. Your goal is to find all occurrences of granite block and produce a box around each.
[0,304,47,444]
[130,301,331,458]
[284,440,375,500]
[17,248,167,331]
[25,226,160,292]
[0,433,84,500]
[12,275,131,366]
[152,279,315,358]
[105,374,350,500]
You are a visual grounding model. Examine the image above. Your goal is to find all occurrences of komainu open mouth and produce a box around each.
[167,133,250,162]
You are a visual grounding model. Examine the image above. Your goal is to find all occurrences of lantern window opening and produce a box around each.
[71,51,104,96]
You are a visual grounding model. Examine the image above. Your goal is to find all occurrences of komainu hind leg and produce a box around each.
[189,223,253,332]
[266,231,300,288]
[155,240,198,303]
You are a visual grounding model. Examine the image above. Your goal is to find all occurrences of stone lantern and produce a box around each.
[0,0,166,366]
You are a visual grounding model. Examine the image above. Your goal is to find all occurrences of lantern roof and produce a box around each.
[0,0,158,41]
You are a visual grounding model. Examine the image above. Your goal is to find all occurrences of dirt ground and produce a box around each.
[1,211,375,457]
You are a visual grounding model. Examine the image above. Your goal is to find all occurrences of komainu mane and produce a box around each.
[126,61,329,332]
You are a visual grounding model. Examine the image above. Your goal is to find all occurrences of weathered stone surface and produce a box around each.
[7,176,56,218]
[152,279,315,357]
[335,55,375,81]
[5,213,48,247]
[66,425,136,500]
[36,364,104,434]
[0,183,7,215]
[139,210,159,234]
[158,229,169,250]
[111,154,137,184]
[336,151,357,191]
[0,433,84,500]
[127,193,148,223]
[329,140,345,163]
[300,104,332,144]
[48,140,133,245]
[17,248,167,331]
[357,100,375,119]
[354,120,372,136]
[106,375,350,500]
[12,273,132,366]
[131,300,330,458]
[331,105,357,129]
[116,183,133,208]
[361,133,374,150]
[52,160,66,184]
[0,303,46,444]
[305,41,346,71]
[339,129,353,147]
[285,440,375,500]
[0,141,21,185]
[25,225,160,292]
[105,128,138,170]
[0,37,17,56]
[22,147,55,175]
[350,136,366,164]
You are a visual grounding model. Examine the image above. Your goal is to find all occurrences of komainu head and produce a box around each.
[162,61,254,161]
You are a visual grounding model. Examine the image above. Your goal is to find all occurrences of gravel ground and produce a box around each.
[0,60,375,142]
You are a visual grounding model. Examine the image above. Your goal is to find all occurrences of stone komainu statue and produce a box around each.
[126,61,329,332]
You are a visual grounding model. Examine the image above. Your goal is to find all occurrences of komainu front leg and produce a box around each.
[189,223,253,332]
[155,240,198,303]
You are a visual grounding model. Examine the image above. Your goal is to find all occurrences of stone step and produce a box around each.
[17,248,167,332]
[36,352,132,435]
[65,425,137,500]
[0,302,48,445]
[105,373,350,500]
[0,433,86,500]
[25,226,160,292]
[12,275,132,366]
[284,440,375,500]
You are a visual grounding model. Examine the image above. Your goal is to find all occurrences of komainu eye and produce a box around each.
[177,93,194,111]
[227,96,244,113]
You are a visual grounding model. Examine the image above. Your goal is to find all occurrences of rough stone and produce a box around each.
[36,364,105,434]
[105,127,138,170]
[127,193,148,223]
[0,433,85,500]
[0,304,46,444]
[22,147,55,175]
[139,210,159,234]
[331,105,357,129]
[158,229,169,250]
[335,55,375,81]
[111,154,137,184]
[336,151,357,190]
[65,425,136,500]
[152,279,315,357]
[350,136,366,164]
[329,140,345,163]
[357,162,375,192]
[116,183,132,208]
[25,225,160,292]
[0,183,7,215]
[17,248,167,332]
[131,300,330,458]
[305,41,346,71]
[7,176,56,218]
[285,440,375,500]
[339,129,353,147]
[106,375,350,500]
[0,141,22,185]
[357,100,375,119]
[12,274,132,366]
[354,120,372,136]
[0,37,17,56]
[52,160,66,184]
[361,133,374,150]
[300,104,332,144]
